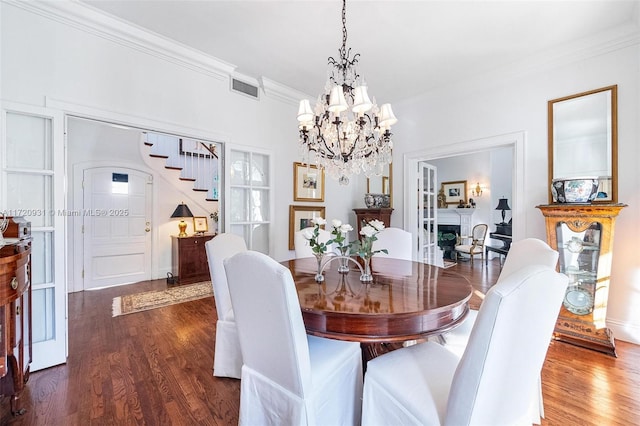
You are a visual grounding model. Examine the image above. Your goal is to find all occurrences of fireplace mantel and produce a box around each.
[438,208,475,237]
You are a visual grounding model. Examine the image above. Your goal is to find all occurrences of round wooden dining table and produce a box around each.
[281,256,473,346]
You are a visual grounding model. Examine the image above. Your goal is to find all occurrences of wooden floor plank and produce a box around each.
[2,258,639,424]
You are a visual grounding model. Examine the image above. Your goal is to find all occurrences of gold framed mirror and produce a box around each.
[548,85,618,203]
[366,163,393,207]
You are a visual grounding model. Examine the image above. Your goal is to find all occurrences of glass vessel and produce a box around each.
[360,255,373,282]
[314,252,325,282]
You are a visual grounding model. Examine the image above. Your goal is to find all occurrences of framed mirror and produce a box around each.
[366,163,393,207]
[548,85,618,203]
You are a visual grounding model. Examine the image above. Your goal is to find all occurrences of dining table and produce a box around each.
[281,256,473,359]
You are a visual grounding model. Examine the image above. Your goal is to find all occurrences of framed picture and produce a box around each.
[293,162,325,202]
[193,216,208,233]
[441,180,468,205]
[289,205,326,250]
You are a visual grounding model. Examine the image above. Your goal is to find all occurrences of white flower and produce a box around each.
[368,219,385,231]
[331,219,342,228]
[302,229,314,240]
[312,217,326,226]
[340,224,353,233]
[360,225,377,238]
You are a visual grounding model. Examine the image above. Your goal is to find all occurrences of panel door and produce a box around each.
[83,167,152,290]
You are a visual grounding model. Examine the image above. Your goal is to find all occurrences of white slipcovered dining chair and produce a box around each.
[361,264,568,426]
[454,223,488,265]
[205,233,247,379]
[224,250,363,425]
[294,227,334,258]
[440,237,560,423]
[371,227,413,260]
[442,238,560,355]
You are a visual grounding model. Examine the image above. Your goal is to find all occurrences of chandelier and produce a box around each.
[296,0,397,185]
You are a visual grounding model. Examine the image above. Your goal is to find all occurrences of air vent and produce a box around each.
[231,78,259,99]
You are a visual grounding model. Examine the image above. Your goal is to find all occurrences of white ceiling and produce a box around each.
[82,1,639,103]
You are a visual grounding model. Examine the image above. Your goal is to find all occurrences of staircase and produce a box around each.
[141,132,220,203]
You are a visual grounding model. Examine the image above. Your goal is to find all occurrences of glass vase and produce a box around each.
[337,247,350,273]
[360,255,373,282]
[314,252,325,282]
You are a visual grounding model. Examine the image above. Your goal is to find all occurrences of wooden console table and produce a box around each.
[0,240,32,415]
[171,234,214,285]
[353,208,393,235]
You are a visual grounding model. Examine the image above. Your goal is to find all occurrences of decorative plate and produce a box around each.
[563,285,594,315]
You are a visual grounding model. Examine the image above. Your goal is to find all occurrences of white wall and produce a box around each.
[0,2,362,273]
[392,42,640,343]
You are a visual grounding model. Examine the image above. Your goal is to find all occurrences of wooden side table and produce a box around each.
[171,234,214,285]
[353,208,393,235]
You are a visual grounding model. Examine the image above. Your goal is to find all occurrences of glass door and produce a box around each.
[227,148,272,254]
[2,106,67,370]
[418,162,438,265]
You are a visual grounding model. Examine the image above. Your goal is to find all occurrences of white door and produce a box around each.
[418,162,440,266]
[83,167,152,290]
[2,106,66,371]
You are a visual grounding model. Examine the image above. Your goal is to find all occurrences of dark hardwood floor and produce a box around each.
[2,258,640,425]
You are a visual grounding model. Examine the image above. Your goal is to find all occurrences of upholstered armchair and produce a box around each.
[454,223,488,265]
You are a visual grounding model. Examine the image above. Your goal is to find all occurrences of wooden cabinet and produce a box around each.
[537,203,625,356]
[0,241,32,415]
[353,208,393,235]
[171,235,214,285]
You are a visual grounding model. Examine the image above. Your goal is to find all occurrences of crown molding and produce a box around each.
[260,77,311,106]
[5,0,236,80]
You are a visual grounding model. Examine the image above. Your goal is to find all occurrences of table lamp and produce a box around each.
[171,202,194,237]
[495,198,511,225]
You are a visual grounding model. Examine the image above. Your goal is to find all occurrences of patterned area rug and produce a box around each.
[112,281,213,317]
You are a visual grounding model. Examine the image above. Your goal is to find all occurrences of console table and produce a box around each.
[171,234,214,285]
[0,240,32,415]
[353,208,393,235]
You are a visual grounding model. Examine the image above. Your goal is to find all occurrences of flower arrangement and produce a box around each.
[302,217,332,255]
[330,219,353,255]
[210,211,219,223]
[352,219,388,260]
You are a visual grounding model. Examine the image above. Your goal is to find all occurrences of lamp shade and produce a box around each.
[495,198,511,211]
[378,103,398,129]
[352,85,373,114]
[328,85,348,113]
[297,99,314,122]
[171,203,194,218]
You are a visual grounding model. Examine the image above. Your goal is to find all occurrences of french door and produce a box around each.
[418,161,439,265]
[2,104,67,370]
[227,147,272,254]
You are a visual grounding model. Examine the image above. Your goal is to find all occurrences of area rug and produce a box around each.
[112,281,213,317]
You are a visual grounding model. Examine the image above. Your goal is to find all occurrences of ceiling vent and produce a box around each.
[231,78,259,99]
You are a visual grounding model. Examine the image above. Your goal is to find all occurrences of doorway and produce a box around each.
[404,132,525,257]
